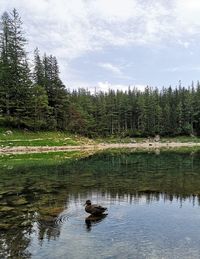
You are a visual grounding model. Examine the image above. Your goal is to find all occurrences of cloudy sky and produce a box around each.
[1,0,200,91]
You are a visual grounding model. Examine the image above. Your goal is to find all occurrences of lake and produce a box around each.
[1,149,200,259]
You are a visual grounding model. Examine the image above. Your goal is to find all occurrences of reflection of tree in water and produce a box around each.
[1,150,200,257]
[75,150,200,200]
[106,191,199,207]
[0,178,69,258]
[0,209,33,258]
[37,206,66,243]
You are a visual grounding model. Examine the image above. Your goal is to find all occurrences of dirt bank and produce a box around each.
[1,142,200,154]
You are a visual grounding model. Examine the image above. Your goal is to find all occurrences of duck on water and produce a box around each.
[84,200,107,215]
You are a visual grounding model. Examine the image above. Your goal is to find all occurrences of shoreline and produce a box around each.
[1,142,200,154]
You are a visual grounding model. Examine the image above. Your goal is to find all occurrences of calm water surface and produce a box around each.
[1,150,200,258]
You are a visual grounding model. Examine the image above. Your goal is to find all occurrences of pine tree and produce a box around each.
[0,9,32,127]
[0,11,12,116]
[28,84,50,130]
[33,47,44,86]
[42,54,70,129]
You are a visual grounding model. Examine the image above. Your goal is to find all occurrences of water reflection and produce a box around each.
[1,150,200,258]
[85,214,108,232]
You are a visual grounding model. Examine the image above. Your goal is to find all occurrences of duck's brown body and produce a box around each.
[84,200,107,215]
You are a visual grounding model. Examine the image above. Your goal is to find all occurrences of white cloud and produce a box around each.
[97,62,133,80]
[164,66,200,73]
[1,0,200,61]
[96,81,146,92]
[134,84,146,92]
[65,80,146,93]
[1,1,200,88]
[88,0,139,22]
[175,0,200,27]
[98,63,122,75]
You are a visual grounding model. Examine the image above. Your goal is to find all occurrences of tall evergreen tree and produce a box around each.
[0,9,32,126]
[33,47,44,86]
[0,11,12,116]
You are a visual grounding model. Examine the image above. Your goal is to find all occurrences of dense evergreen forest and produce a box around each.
[1,9,200,137]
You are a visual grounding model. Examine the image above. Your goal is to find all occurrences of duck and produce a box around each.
[84,200,107,215]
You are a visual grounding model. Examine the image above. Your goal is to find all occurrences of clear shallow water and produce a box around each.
[30,194,200,259]
[1,150,200,258]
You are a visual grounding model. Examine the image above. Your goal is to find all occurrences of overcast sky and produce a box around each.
[1,0,200,91]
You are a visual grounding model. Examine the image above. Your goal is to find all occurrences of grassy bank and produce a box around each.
[0,127,200,148]
[95,135,200,144]
[0,127,94,147]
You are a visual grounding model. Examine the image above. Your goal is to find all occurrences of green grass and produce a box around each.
[0,150,87,164]
[1,127,200,148]
[95,136,145,144]
[96,135,200,144]
[0,127,94,147]
[161,136,200,143]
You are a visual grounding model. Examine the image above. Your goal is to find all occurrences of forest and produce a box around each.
[1,9,200,137]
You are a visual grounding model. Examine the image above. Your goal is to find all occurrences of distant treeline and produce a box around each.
[1,9,200,137]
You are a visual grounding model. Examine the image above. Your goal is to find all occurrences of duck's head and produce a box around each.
[84,200,92,206]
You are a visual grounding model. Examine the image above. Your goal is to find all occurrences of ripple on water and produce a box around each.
[55,213,69,226]
[37,206,87,233]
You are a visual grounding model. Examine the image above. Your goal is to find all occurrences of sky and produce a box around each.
[1,0,200,92]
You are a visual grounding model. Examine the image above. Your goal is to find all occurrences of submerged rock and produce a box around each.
[39,206,64,217]
[14,197,28,206]
[0,206,14,212]
[0,223,12,230]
